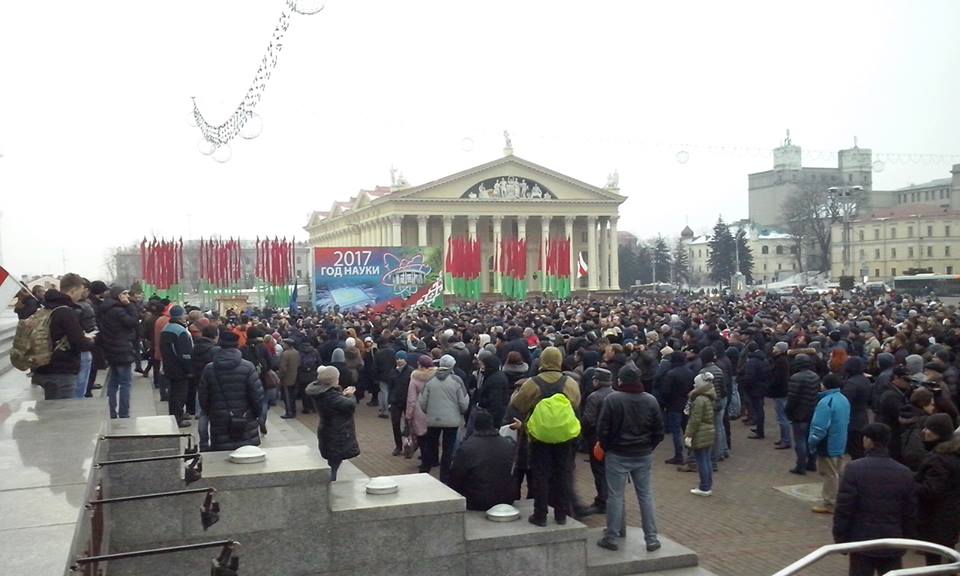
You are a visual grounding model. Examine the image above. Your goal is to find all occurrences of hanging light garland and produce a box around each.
[191,0,326,163]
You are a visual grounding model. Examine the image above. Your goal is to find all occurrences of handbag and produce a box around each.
[262,369,280,390]
[213,365,251,441]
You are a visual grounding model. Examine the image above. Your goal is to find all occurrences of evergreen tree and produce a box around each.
[618,241,642,288]
[637,243,653,284]
[707,217,736,286]
[735,229,754,284]
[652,236,672,283]
[673,239,690,285]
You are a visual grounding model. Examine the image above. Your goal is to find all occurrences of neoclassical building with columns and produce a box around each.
[304,153,625,296]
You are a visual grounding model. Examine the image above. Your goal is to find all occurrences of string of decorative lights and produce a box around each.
[191,0,326,163]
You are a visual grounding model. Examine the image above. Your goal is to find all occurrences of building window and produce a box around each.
[874,248,880,259]
[874,229,880,240]
[908,226,913,238]
[890,228,897,239]
[859,249,865,260]
[699,249,702,258]
[778,263,782,270]
[908,247,914,258]
[927,246,933,257]
[947,225,951,237]
[891,267,897,276]
[949,266,955,274]
[875,268,880,277]
[947,246,952,257]
[761,245,769,255]
[790,246,797,254]
[689,249,694,258]
[775,245,784,255]
[296,256,302,264]
[891,248,897,258]
[858,230,864,241]
[763,263,767,271]
[928,226,933,237]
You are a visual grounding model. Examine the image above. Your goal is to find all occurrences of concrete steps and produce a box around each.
[585,527,700,576]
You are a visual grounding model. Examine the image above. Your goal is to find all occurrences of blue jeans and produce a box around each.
[107,364,132,418]
[199,414,210,450]
[792,421,810,471]
[76,351,92,399]
[694,448,713,491]
[378,381,389,415]
[260,388,278,427]
[774,398,791,446]
[666,411,685,460]
[604,452,659,546]
[712,397,728,461]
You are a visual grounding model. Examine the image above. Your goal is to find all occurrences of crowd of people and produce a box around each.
[13,277,960,573]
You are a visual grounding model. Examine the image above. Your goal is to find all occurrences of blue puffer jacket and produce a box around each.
[808,388,851,458]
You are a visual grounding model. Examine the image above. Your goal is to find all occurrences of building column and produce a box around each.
[599,217,609,289]
[443,216,453,294]
[608,215,620,290]
[390,215,403,246]
[417,215,428,247]
[565,216,575,292]
[493,216,503,293]
[587,216,599,291]
[379,219,388,246]
[467,215,478,241]
[517,215,528,289]
[541,217,550,292]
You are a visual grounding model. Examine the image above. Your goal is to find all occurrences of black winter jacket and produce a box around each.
[768,354,790,399]
[389,364,414,407]
[306,382,360,462]
[876,385,909,461]
[915,435,960,547]
[661,361,694,414]
[33,290,93,375]
[833,448,916,558]
[842,357,872,432]
[741,351,770,398]
[785,367,821,423]
[448,430,516,511]
[199,347,263,451]
[190,337,218,379]
[76,299,97,333]
[476,356,513,427]
[899,404,929,471]
[581,384,614,446]
[597,385,664,457]
[161,322,194,380]
[97,297,140,366]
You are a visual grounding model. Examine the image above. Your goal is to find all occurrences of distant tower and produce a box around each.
[773,129,802,170]
[838,137,873,191]
[680,225,695,241]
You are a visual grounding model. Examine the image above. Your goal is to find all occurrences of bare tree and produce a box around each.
[102,248,118,282]
[779,183,860,273]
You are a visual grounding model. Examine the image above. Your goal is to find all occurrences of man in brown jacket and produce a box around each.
[279,338,301,419]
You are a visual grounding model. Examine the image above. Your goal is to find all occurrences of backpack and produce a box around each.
[10,306,69,371]
[526,375,581,444]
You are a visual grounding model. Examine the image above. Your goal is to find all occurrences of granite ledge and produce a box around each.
[464,500,589,553]
[199,445,331,490]
[329,473,465,522]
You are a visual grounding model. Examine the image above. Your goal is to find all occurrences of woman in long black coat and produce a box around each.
[306,366,360,481]
[915,416,960,566]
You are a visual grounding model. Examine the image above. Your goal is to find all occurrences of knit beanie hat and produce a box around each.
[315,366,340,387]
[169,305,186,320]
[905,354,924,375]
[439,355,456,370]
[418,355,434,369]
[331,348,345,364]
[109,284,127,299]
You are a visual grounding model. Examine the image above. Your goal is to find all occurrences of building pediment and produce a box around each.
[388,155,624,204]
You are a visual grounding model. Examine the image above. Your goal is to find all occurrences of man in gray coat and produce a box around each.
[418,354,469,484]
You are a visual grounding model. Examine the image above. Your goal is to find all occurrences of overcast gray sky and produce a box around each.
[2,0,959,279]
